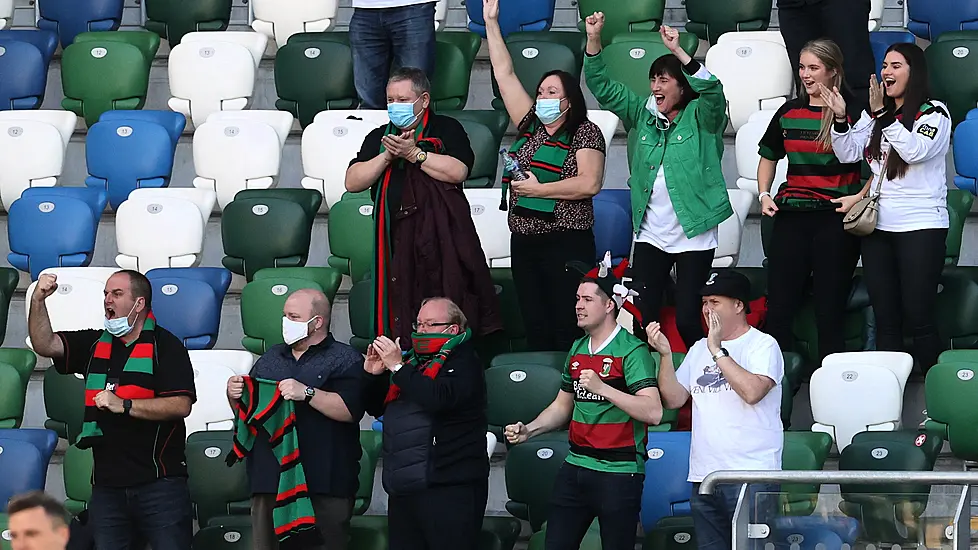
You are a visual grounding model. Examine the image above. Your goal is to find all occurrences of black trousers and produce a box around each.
[861,228,947,371]
[388,481,488,550]
[511,229,596,352]
[765,210,860,362]
[630,242,715,349]
[544,463,643,550]
[778,0,876,119]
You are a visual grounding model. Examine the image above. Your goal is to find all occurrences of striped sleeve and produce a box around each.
[624,347,658,394]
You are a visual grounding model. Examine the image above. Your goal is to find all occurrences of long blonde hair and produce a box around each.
[799,39,846,152]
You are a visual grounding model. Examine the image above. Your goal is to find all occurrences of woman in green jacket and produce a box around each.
[584,12,732,347]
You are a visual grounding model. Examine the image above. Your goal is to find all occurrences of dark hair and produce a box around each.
[7,491,69,526]
[119,269,153,310]
[519,70,588,138]
[388,67,431,95]
[867,43,930,181]
[649,54,698,111]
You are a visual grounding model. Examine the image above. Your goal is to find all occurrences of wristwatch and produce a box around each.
[758,191,772,204]
[390,363,403,373]
[123,399,133,416]
[711,348,730,362]
[415,150,428,164]
[304,386,316,402]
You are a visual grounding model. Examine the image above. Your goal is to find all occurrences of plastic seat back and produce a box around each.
[42,369,84,441]
[0,438,46,507]
[946,189,973,265]
[504,438,570,530]
[734,109,787,196]
[275,32,356,127]
[600,34,698,101]
[781,431,832,516]
[823,351,913,399]
[926,361,978,431]
[143,0,232,46]
[459,118,501,189]
[953,109,978,195]
[592,193,632,264]
[705,38,791,130]
[186,363,237,435]
[63,444,93,515]
[0,118,67,209]
[935,269,978,350]
[431,32,482,111]
[641,431,693,531]
[253,267,342,304]
[115,190,210,273]
[25,267,120,348]
[490,33,580,110]
[466,0,556,37]
[926,37,978,126]
[810,363,903,450]
[684,0,771,44]
[485,363,563,435]
[576,0,663,47]
[869,31,916,79]
[355,430,383,514]
[490,351,566,371]
[587,110,619,153]
[240,272,333,354]
[326,196,376,283]
[0,29,58,64]
[146,267,233,349]
[347,278,373,352]
[251,0,337,48]
[186,430,251,525]
[907,0,978,41]
[463,189,510,266]
[0,365,25,429]
[713,189,751,268]
[0,429,57,470]
[0,39,48,110]
[301,110,389,210]
[37,0,124,48]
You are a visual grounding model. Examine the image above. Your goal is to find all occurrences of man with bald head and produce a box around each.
[227,289,365,550]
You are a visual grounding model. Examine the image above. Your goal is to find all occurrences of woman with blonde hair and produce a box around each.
[757,39,863,362]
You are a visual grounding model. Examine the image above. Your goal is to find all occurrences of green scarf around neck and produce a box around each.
[384,328,471,404]
[501,120,572,216]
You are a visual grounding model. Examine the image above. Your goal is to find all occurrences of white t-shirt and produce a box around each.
[676,327,784,482]
[636,166,718,253]
[352,0,436,8]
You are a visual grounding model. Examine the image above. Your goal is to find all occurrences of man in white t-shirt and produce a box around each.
[648,269,784,550]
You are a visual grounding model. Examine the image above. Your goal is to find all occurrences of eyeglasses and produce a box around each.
[412,321,454,331]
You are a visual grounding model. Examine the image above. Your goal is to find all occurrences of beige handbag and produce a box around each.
[843,153,885,237]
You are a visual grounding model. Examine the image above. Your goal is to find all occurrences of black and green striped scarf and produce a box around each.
[501,120,572,216]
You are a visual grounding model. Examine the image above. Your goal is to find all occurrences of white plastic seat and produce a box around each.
[185,363,237,435]
[250,0,337,48]
[713,189,752,268]
[300,110,389,212]
[869,0,884,32]
[810,363,903,451]
[0,0,12,29]
[193,112,285,210]
[822,351,913,401]
[0,111,77,147]
[25,267,121,348]
[206,110,294,149]
[167,32,269,128]
[735,109,789,196]
[705,38,792,131]
[716,31,785,47]
[486,431,497,458]
[115,188,217,273]
[434,0,447,30]
[587,110,619,153]
[0,120,66,210]
[189,350,256,377]
[464,189,511,268]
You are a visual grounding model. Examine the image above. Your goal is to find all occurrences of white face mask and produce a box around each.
[282,316,319,346]
[645,94,671,131]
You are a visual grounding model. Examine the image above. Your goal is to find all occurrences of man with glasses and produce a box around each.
[363,296,489,550]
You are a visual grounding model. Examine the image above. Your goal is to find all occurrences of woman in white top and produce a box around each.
[823,42,951,371]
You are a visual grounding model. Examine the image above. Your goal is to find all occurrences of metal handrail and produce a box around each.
[699,470,978,494]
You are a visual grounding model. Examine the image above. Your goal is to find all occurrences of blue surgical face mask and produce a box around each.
[645,94,671,130]
[536,98,566,124]
[387,97,422,129]
[104,301,138,337]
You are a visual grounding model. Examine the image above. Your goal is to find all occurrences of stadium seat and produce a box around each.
[852,430,943,469]
[115,188,217,273]
[168,31,268,128]
[868,0,884,31]
[146,268,232,349]
[459,118,501,189]
[592,192,632,264]
[347,278,373,353]
[25,267,120,348]
[143,0,232,46]
[443,109,510,146]
[715,30,784,47]
[641,431,693,532]
[186,362,238,435]
[810,362,903,450]
[221,189,322,280]
[945,189,973,265]
[465,189,510,267]
[240,268,342,354]
[0,438,46,508]
[7,187,106,280]
[924,361,978,461]
[489,267,526,354]
[587,110,619,154]
[0,36,51,110]
[37,0,124,49]
[466,0,556,37]
[953,109,978,195]
[485,363,563,439]
[63,444,93,516]
[0,349,35,390]
[734,109,788,196]
[42,369,84,441]
[684,0,771,44]
[712,189,751,268]
[599,33,700,102]
[780,352,804,428]
[643,516,696,550]
[528,521,601,550]
[780,431,832,516]
[938,348,978,363]
[0,365,24,429]
[327,195,376,283]
[85,110,186,210]
[936,269,978,350]
[354,430,383,515]
[869,31,916,79]
[61,31,159,126]
[301,110,389,210]
[192,521,254,550]
[907,0,978,42]
[823,351,913,398]
[927,35,978,126]
[576,0,663,47]
[0,110,76,209]
[432,32,482,111]
[193,110,292,210]
[186,430,251,526]
[0,0,11,29]
[489,32,583,111]
[0,28,58,62]
[504,438,570,530]
[275,32,357,128]
[0,429,57,480]
[705,36,791,131]
[251,0,336,48]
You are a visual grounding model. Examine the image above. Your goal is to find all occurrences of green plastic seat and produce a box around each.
[43,368,85,441]
[945,189,973,266]
[241,268,342,354]
[486,364,563,439]
[490,32,585,111]
[350,523,388,550]
[0,364,25,429]
[482,517,522,550]
[486,268,527,355]
[684,0,772,44]
[576,0,665,47]
[938,349,978,363]
[0,349,36,389]
[347,278,373,354]
[505,438,571,531]
[354,431,383,515]
[528,521,602,550]
[63,444,94,516]
[186,431,251,527]
[790,292,870,370]
[851,430,943,469]
[192,522,254,550]
[459,119,502,188]
[927,37,978,126]
[0,268,20,345]
[490,351,566,371]
[602,33,700,106]
[327,195,375,284]
[925,361,978,461]
[143,0,232,46]
[61,31,160,126]
[644,515,696,550]
[0,514,9,550]
[781,431,832,516]
[442,109,510,145]
[781,352,803,429]
[221,189,323,281]
[935,269,978,350]
[275,32,357,127]
[432,32,482,111]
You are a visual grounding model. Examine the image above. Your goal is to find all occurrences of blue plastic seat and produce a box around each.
[0,39,49,110]
[37,0,125,49]
[146,267,232,350]
[0,429,58,472]
[868,31,916,78]
[954,109,978,195]
[85,110,185,209]
[641,431,693,533]
[7,187,107,280]
[0,438,46,510]
[466,0,556,37]
[771,515,862,549]
[0,29,59,64]
[592,192,632,264]
[907,0,978,41]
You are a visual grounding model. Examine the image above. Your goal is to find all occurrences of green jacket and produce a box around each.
[584,51,733,238]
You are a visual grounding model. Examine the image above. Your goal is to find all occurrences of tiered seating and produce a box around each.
[734,109,787,196]
[326,195,375,283]
[0,29,58,109]
[192,110,294,209]
[252,0,336,47]
[713,189,752,268]
[25,267,120,347]
[705,33,791,131]
[641,432,692,534]
[576,0,663,46]
[168,31,268,128]
[953,109,978,195]
[143,0,232,46]
[146,268,232,350]
[927,34,978,126]
[684,0,771,44]
[466,0,556,37]
[275,32,357,127]
[600,33,699,99]
[490,32,585,111]
[869,31,916,79]
[907,0,978,41]
[925,359,978,460]
[185,430,251,526]
[432,32,482,111]
[85,110,186,210]
[301,110,389,210]
[464,189,510,267]
[0,110,75,209]
[504,438,569,530]
[185,350,255,435]
[115,188,217,273]
[37,0,124,49]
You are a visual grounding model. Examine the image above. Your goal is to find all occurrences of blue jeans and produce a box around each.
[690,483,779,550]
[89,477,193,550]
[349,1,437,110]
[544,463,644,550]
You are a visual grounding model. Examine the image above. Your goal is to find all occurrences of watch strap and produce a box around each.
[123,399,133,415]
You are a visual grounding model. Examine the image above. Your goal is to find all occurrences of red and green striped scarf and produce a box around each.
[384,328,472,404]
[226,377,322,549]
[76,313,157,449]
[501,120,572,216]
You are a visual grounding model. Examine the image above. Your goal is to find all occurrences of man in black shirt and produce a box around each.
[28,270,195,550]
[227,289,364,550]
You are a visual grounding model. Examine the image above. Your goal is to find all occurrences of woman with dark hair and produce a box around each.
[483,0,606,352]
[824,42,952,371]
[583,12,732,348]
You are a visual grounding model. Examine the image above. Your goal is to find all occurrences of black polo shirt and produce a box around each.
[54,327,196,488]
[247,335,365,498]
[350,113,475,217]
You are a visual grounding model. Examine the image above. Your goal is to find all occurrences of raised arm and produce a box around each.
[659,25,727,133]
[29,274,65,359]
[646,323,690,409]
[822,83,872,164]
[583,12,645,131]
[483,0,533,127]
